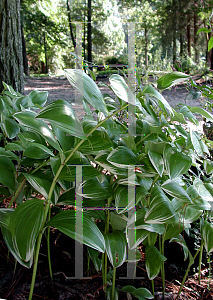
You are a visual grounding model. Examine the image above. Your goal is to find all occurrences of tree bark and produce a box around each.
[0,0,24,94]
[180,33,183,57]
[194,10,199,63]
[87,0,92,69]
[144,26,148,69]
[66,0,76,49]
[187,16,191,57]
[43,31,48,74]
[21,24,29,76]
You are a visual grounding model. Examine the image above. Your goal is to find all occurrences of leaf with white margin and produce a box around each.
[145,245,166,280]
[144,186,176,224]
[201,220,213,254]
[47,210,105,253]
[9,199,44,262]
[64,69,108,116]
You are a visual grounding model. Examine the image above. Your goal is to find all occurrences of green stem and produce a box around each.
[147,175,159,207]
[136,132,152,147]
[8,159,50,208]
[198,243,203,284]
[28,105,127,300]
[160,232,166,297]
[102,252,106,291]
[112,267,116,300]
[151,280,155,299]
[28,230,44,300]
[177,241,205,298]
[148,234,155,299]
[104,197,112,294]
[47,207,52,279]
[87,252,90,277]
[8,178,26,208]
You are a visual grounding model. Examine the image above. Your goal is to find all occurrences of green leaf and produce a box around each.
[24,173,59,204]
[145,141,167,155]
[161,179,192,203]
[107,146,138,168]
[201,220,213,254]
[78,126,113,154]
[25,142,54,159]
[1,226,32,268]
[188,107,213,122]
[170,234,189,261]
[165,221,185,240]
[197,28,212,34]
[9,199,44,262]
[156,72,190,90]
[64,69,108,116]
[51,125,74,151]
[14,110,61,151]
[203,159,213,175]
[55,187,75,206]
[148,150,164,177]
[36,100,86,139]
[115,186,134,213]
[122,286,154,300]
[208,36,213,52]
[109,74,136,105]
[46,210,105,252]
[193,178,213,203]
[95,150,128,176]
[133,288,154,300]
[163,146,192,179]
[105,231,127,268]
[5,142,23,152]
[190,131,203,156]
[187,185,211,210]
[110,212,127,231]
[144,186,176,224]
[2,117,20,139]
[0,156,15,190]
[145,245,166,280]
[77,177,113,200]
[0,147,19,160]
[141,84,173,115]
[121,285,136,293]
[27,90,48,107]
[87,247,102,272]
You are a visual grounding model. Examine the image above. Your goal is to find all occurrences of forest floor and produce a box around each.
[0,75,213,299]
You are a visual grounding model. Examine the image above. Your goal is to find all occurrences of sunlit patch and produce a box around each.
[40,126,52,138]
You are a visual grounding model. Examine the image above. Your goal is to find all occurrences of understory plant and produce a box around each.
[0,70,212,300]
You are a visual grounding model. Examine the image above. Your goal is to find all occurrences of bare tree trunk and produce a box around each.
[0,0,24,94]
[180,33,183,57]
[43,31,48,74]
[145,26,148,69]
[187,16,191,57]
[87,0,92,69]
[194,10,199,63]
[21,24,29,76]
[66,0,76,49]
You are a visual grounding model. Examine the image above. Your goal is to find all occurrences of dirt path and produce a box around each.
[24,75,204,118]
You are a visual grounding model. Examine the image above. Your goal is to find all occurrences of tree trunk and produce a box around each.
[172,0,176,63]
[66,0,76,49]
[87,0,92,69]
[187,16,191,57]
[0,0,24,94]
[194,10,199,63]
[21,24,29,76]
[180,33,183,57]
[144,26,148,69]
[43,31,48,74]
